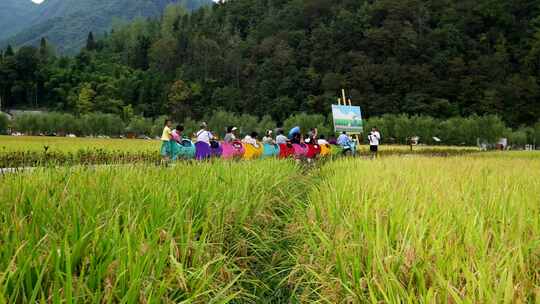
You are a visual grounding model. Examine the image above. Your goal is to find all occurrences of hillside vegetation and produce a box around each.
[1,0,540,129]
[0,0,213,53]
[0,0,37,40]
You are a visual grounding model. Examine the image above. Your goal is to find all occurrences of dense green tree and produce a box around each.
[86,32,97,51]
[0,0,540,128]
[0,112,8,133]
[167,79,192,121]
[76,83,96,114]
[4,45,14,57]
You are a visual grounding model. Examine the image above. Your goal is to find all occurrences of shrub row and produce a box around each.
[3,111,540,147]
[366,114,540,146]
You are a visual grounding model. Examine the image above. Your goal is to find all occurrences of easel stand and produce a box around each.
[337,89,361,148]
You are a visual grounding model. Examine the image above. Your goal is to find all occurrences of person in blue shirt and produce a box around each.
[337,131,356,155]
[337,131,351,146]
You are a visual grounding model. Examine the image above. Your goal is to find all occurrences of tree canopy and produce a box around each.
[1,0,540,127]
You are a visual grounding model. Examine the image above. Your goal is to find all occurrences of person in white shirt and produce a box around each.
[275,129,288,145]
[224,126,237,143]
[368,127,381,158]
[262,130,275,145]
[317,134,329,145]
[242,132,259,147]
[196,122,213,145]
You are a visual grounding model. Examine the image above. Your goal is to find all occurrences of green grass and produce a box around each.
[0,136,158,153]
[0,160,306,303]
[0,136,482,168]
[0,135,480,154]
[1,152,539,302]
[290,156,540,303]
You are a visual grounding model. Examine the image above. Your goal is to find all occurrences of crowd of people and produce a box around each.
[160,119,381,161]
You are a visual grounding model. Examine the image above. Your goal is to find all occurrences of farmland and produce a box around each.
[0,136,481,168]
[0,137,539,302]
[0,136,480,154]
[0,136,158,153]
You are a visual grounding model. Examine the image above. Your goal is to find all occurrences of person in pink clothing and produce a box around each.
[171,125,184,143]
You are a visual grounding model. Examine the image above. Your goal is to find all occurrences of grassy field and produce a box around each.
[0,136,158,153]
[0,136,481,168]
[291,155,540,302]
[0,160,308,303]
[1,144,539,302]
[0,135,479,154]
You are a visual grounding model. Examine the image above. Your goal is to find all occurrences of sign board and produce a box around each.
[331,104,363,134]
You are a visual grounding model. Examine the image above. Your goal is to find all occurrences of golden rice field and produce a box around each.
[0,136,158,153]
[291,155,540,303]
[0,141,539,303]
[0,135,478,154]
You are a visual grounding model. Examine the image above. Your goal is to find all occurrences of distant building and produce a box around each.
[8,109,45,117]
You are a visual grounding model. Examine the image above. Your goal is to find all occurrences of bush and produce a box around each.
[126,116,153,136]
[12,112,80,135]
[80,113,125,136]
[534,121,540,146]
[438,117,469,145]
[365,115,441,145]
[202,110,277,139]
[258,115,276,135]
[181,117,199,139]
[40,112,78,134]
[366,114,507,146]
[476,115,507,144]
[205,110,240,138]
[237,113,260,136]
[151,116,170,139]
[12,113,51,135]
[283,113,331,138]
[3,111,519,146]
[507,128,530,147]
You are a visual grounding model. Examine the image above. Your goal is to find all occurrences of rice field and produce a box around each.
[0,136,157,153]
[0,160,308,303]
[290,155,540,302]
[1,147,539,302]
[0,135,478,154]
[0,136,480,169]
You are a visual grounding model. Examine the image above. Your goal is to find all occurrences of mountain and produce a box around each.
[0,0,213,54]
[0,0,38,40]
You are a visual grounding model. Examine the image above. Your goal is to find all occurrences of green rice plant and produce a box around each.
[0,136,158,153]
[0,160,302,303]
[2,146,538,303]
[0,149,162,168]
[290,156,540,303]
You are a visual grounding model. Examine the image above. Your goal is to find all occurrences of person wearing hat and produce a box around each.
[196,122,213,144]
[224,126,238,143]
[262,130,275,144]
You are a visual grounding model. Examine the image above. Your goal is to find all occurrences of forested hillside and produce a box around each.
[0,0,37,40]
[0,0,213,54]
[1,0,540,127]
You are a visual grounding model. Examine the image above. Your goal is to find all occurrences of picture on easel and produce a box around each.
[333,89,363,145]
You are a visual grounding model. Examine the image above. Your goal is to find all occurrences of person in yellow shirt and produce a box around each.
[160,119,173,161]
